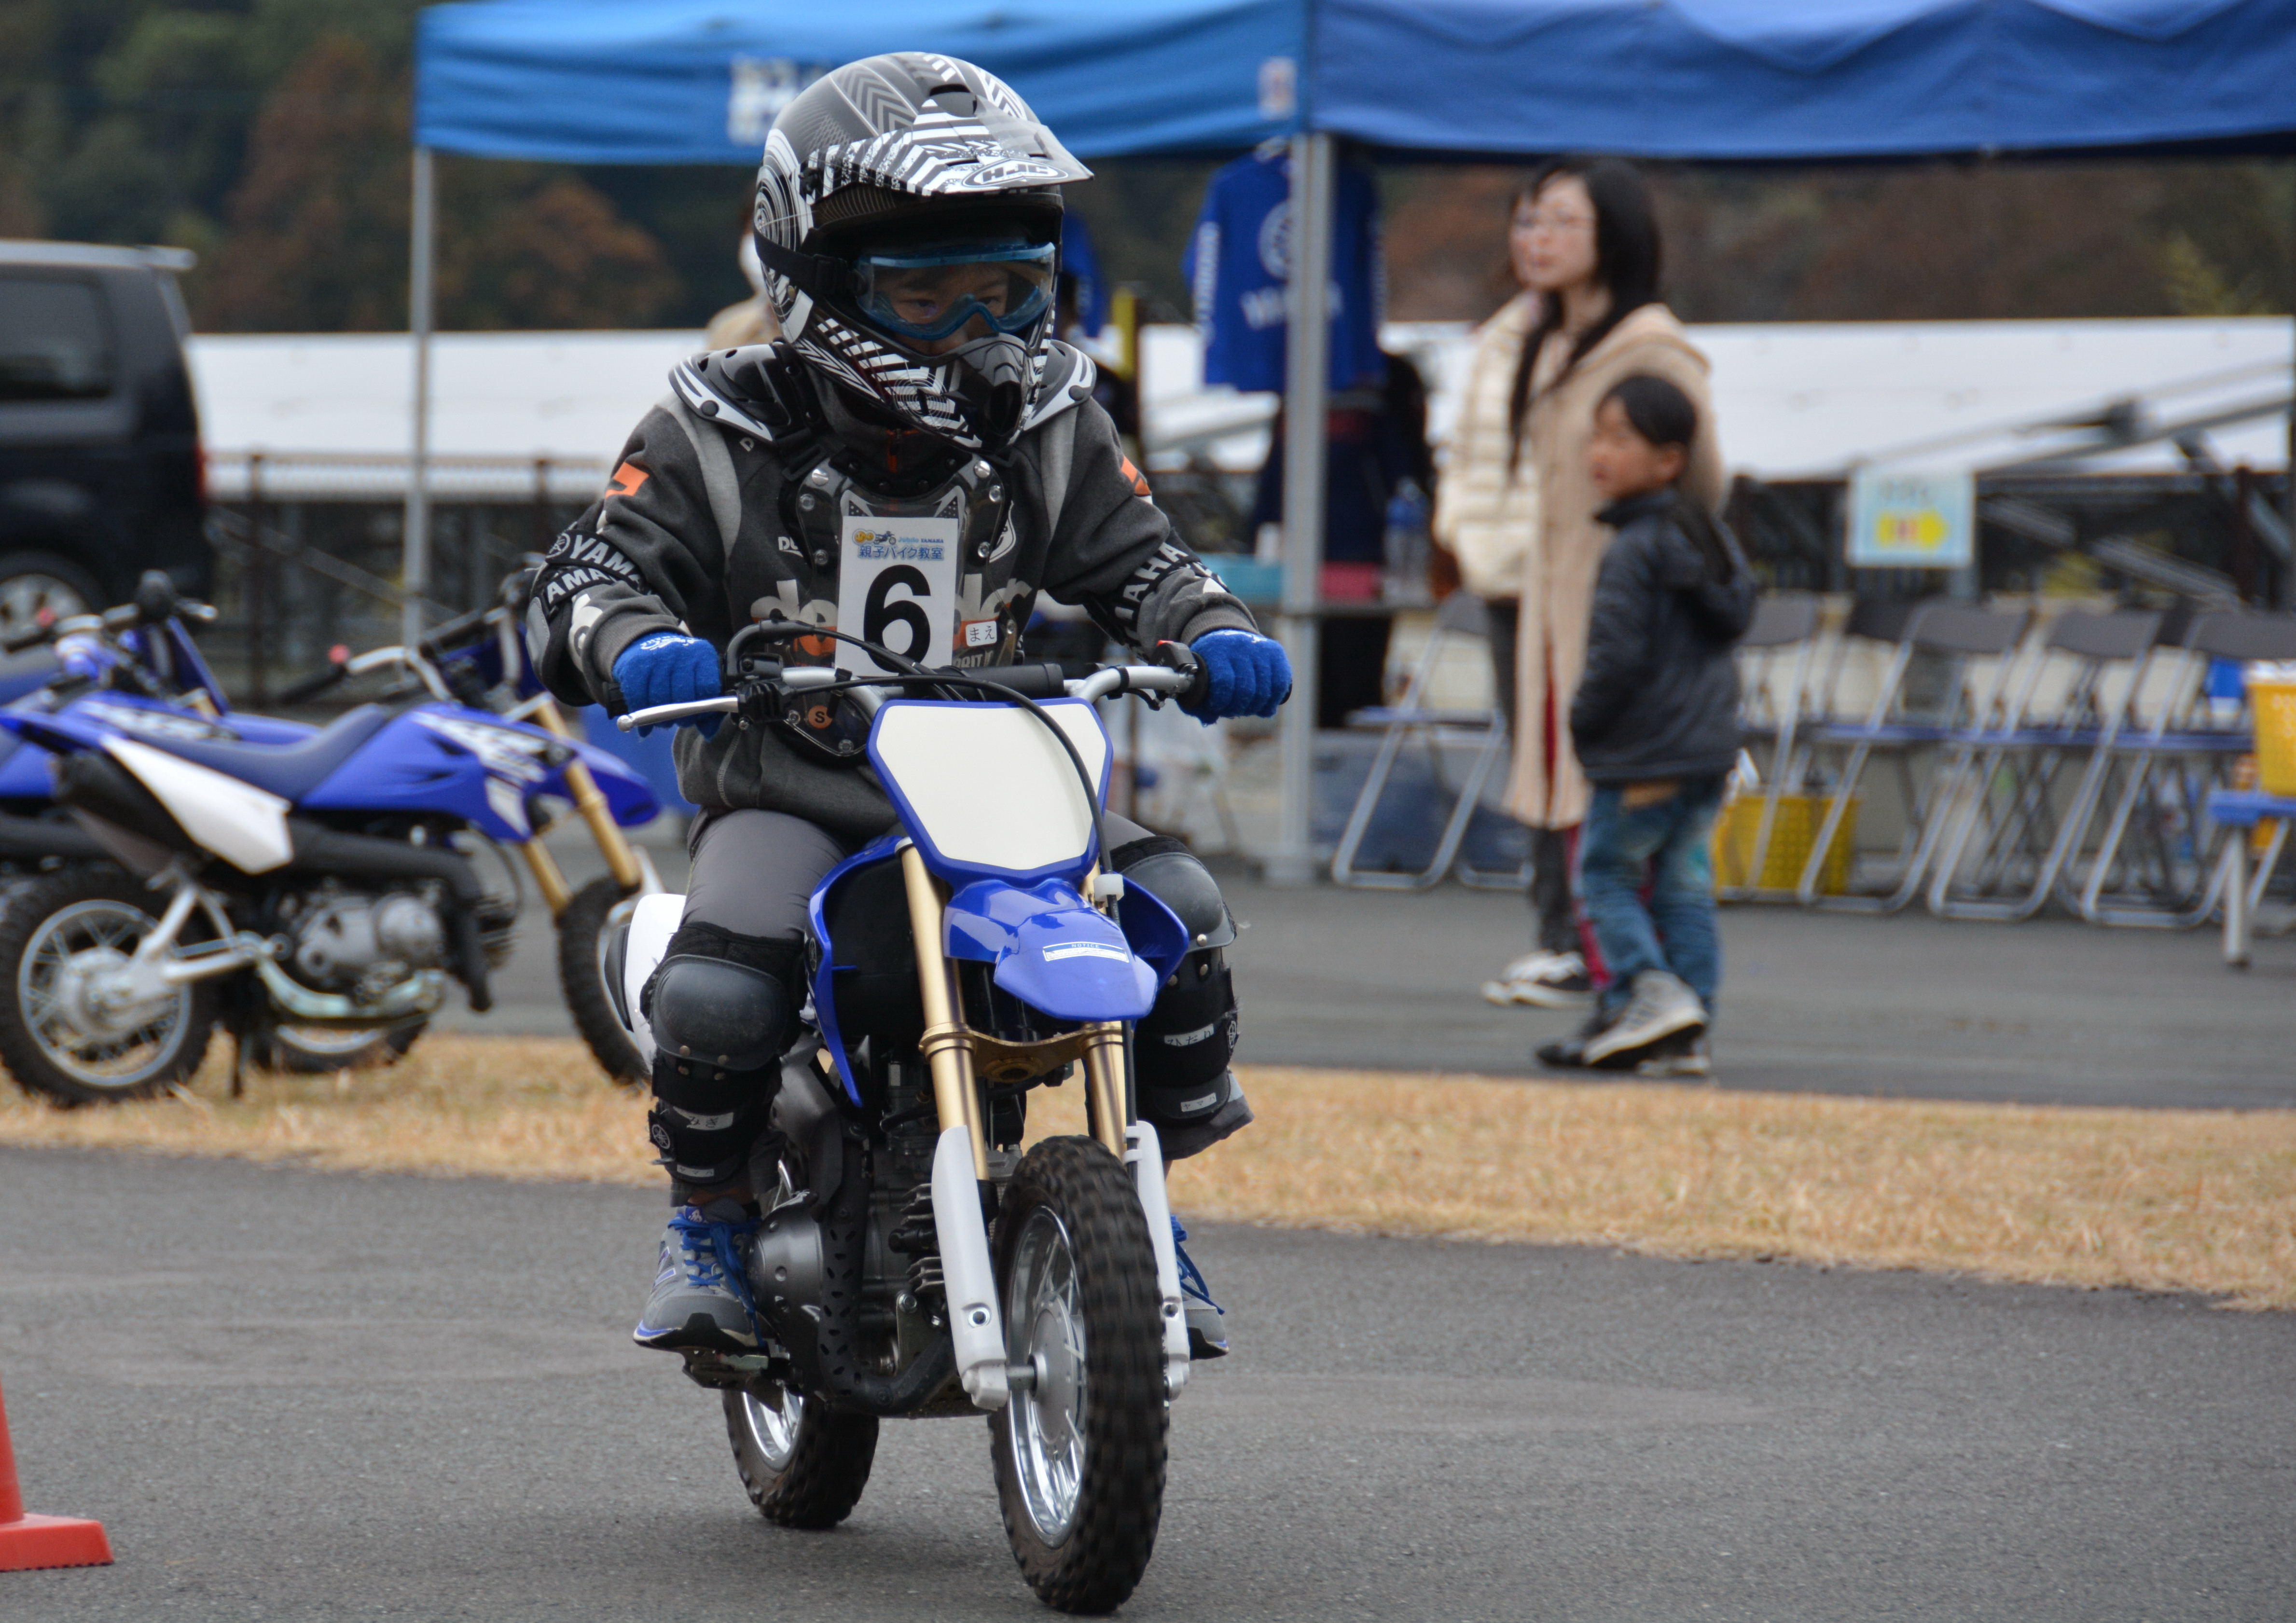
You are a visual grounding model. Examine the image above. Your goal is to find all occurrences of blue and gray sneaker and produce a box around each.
[633,1199,761,1354]
[1171,1216,1228,1360]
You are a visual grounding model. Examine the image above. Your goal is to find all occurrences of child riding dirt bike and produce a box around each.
[524,53,1289,1374]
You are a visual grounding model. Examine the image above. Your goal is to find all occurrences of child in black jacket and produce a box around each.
[1542,374,1755,1075]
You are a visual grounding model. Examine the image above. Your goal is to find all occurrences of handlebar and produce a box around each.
[276,645,355,704]
[0,570,217,655]
[614,661,1199,733]
[276,644,455,705]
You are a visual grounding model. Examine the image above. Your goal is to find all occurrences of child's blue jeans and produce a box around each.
[1577,774,1727,1022]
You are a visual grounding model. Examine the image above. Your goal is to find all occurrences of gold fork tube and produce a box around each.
[525,699,644,893]
[519,836,572,917]
[902,843,989,1179]
[1080,1022,1129,1158]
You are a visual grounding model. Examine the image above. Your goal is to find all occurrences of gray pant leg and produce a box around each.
[651,810,846,1194]
[682,809,848,939]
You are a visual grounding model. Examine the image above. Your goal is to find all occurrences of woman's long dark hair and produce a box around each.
[1506,156,1661,473]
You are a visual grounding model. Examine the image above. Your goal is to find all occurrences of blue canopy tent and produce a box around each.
[412,0,2296,880]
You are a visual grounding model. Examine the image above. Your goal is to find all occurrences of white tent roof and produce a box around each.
[189,315,2291,500]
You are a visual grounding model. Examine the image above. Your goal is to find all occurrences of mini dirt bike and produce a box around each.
[0,573,430,1076]
[612,625,1208,1613]
[307,565,669,1083]
[0,576,657,1105]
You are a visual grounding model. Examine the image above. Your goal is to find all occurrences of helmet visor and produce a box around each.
[850,241,1056,343]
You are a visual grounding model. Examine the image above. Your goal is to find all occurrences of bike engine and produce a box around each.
[285,888,448,995]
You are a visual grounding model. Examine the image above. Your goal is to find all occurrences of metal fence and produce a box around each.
[201,452,609,705]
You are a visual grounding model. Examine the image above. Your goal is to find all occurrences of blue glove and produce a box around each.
[613,633,721,738]
[1184,629,1293,723]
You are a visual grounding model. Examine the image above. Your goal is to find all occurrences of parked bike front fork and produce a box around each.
[510,695,649,920]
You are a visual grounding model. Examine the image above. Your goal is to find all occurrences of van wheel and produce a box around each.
[0,554,102,644]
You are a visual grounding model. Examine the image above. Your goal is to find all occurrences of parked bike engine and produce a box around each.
[287,889,448,992]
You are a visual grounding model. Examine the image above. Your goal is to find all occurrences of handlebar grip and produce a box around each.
[277,646,354,704]
[973,661,1070,699]
[1151,641,1211,710]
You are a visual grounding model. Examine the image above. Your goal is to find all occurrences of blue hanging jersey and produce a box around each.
[1185,144,1384,395]
[1060,212,1108,339]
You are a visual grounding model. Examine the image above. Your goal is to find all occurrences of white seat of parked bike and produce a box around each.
[129,704,397,804]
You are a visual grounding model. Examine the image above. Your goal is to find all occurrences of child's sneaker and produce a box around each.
[1171,1216,1228,1360]
[1481,950,1593,1009]
[1582,971,1706,1068]
[633,1199,761,1354]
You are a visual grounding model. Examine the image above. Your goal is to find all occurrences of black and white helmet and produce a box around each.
[751,53,1092,453]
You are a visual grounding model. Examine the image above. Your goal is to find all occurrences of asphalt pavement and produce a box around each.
[450,831,2296,1110]
[1,1147,2289,1621]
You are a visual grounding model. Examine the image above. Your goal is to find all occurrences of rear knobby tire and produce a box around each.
[557,876,647,1084]
[722,1379,878,1529]
[990,1134,1168,1614]
[0,867,216,1106]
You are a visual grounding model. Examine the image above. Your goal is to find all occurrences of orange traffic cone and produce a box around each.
[0,1376,112,1572]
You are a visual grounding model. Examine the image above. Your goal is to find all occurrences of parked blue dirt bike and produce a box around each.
[0,572,656,1105]
[610,623,1206,1613]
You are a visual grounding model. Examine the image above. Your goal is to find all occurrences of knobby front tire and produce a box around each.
[990,1134,1168,1614]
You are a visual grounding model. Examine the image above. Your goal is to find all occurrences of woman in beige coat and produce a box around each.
[1475,157,1723,1010]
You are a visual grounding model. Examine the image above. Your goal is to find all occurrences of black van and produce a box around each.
[0,242,211,637]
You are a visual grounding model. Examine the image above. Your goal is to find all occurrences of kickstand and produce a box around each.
[229,1032,247,1100]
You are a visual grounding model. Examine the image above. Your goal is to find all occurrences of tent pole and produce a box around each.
[402,144,436,648]
[1266,130,1335,887]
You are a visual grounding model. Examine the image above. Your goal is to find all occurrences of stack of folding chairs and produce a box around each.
[1922,608,2162,921]
[1717,596,2296,931]
[1790,600,2033,912]
[2069,609,2296,927]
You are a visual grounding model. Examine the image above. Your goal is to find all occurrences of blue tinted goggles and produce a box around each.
[850,241,1056,342]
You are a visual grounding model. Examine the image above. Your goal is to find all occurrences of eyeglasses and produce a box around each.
[849,241,1056,343]
[1515,210,1596,236]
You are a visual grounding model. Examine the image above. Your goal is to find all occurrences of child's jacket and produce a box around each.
[1569,488,1756,784]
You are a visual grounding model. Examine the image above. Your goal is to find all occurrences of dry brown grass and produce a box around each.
[0,1036,658,1185]
[2,1037,2290,1308]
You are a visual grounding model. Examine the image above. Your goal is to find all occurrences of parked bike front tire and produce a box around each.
[0,868,217,1106]
[722,1378,878,1529]
[990,1134,1168,1614]
[557,876,646,1084]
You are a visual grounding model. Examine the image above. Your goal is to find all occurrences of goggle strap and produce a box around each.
[751,236,850,302]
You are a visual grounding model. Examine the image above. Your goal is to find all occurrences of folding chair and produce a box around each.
[1794,601,2033,912]
[1923,607,2163,921]
[1715,593,1821,902]
[2075,609,2296,927]
[1329,592,1512,890]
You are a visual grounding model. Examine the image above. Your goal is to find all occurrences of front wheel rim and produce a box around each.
[20,899,194,1089]
[1006,1206,1088,1545]
[738,1383,804,1474]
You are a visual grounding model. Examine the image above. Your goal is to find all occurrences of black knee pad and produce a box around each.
[1135,946,1244,1150]
[643,925,800,1188]
[1112,835,1236,949]
[1116,837,1248,1157]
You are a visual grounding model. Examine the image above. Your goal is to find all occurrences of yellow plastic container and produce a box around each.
[1713,793,1858,895]
[2248,667,2296,797]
